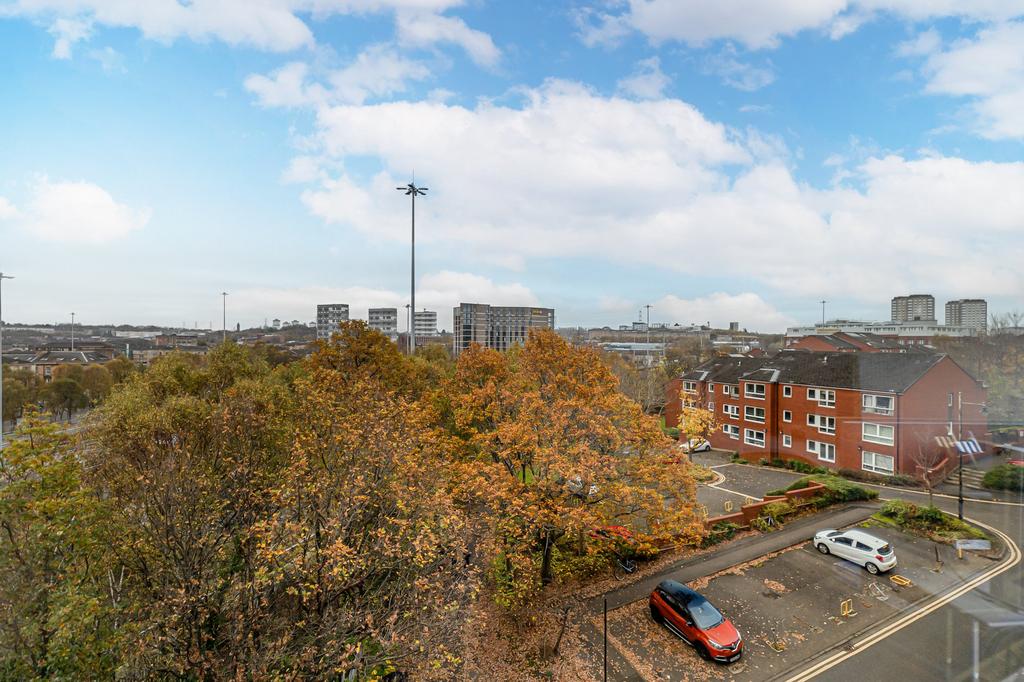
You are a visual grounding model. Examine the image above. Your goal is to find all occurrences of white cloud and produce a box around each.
[276,80,1024,306]
[245,46,430,108]
[654,292,796,331]
[395,11,500,67]
[917,21,1024,139]
[6,0,495,65]
[232,270,535,331]
[739,104,772,113]
[8,177,150,243]
[577,0,1024,50]
[0,197,20,220]
[617,57,670,99]
[88,45,125,72]
[895,27,941,57]
[702,44,775,91]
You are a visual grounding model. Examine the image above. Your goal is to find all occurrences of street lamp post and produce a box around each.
[955,392,988,521]
[397,181,427,355]
[221,292,228,344]
[70,311,76,351]
[404,303,412,353]
[0,272,13,450]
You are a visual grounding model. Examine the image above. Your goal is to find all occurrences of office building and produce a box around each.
[891,294,936,323]
[316,303,349,340]
[368,308,399,335]
[452,303,555,356]
[414,309,438,337]
[945,299,987,331]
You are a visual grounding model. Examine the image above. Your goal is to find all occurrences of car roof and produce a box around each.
[841,530,888,547]
[657,580,705,605]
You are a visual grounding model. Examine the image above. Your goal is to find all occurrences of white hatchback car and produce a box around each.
[813,529,897,574]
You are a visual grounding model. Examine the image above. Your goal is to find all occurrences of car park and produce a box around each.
[649,580,743,663]
[813,529,897,574]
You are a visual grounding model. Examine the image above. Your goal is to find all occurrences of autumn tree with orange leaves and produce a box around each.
[441,330,703,608]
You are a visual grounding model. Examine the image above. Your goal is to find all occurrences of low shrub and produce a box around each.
[879,500,987,542]
[730,451,742,462]
[983,464,1024,492]
[758,457,770,466]
[701,521,742,548]
[768,458,786,468]
[662,426,680,439]
[782,475,878,503]
[838,467,921,488]
[787,460,830,475]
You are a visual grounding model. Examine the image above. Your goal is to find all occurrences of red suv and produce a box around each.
[649,580,743,663]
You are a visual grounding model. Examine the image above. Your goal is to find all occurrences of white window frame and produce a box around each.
[708,383,715,393]
[862,451,895,475]
[783,385,792,398]
[807,439,836,462]
[682,381,697,394]
[744,406,766,423]
[782,434,792,448]
[782,410,792,423]
[722,424,740,440]
[862,394,894,416]
[808,387,836,408]
[744,429,765,448]
[862,422,895,446]
[723,404,740,419]
[807,414,836,435]
[708,401,715,411]
[744,382,766,399]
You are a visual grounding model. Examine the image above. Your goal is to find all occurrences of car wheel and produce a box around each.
[816,543,830,555]
[697,644,712,661]
[650,605,663,624]
[865,562,880,575]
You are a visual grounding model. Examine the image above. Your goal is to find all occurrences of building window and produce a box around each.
[683,381,697,393]
[745,382,766,399]
[808,388,836,407]
[862,451,895,475]
[744,429,765,448]
[862,394,894,416]
[708,383,715,393]
[723,404,740,419]
[723,424,740,440]
[782,434,792,448]
[744,406,766,423]
[807,414,836,435]
[783,385,792,398]
[783,410,792,422]
[708,401,715,411]
[862,422,895,446]
[808,440,836,462]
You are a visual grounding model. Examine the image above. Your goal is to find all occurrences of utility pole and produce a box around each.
[820,300,827,325]
[397,180,427,355]
[70,311,76,351]
[0,273,13,450]
[405,303,411,353]
[957,391,964,520]
[221,292,228,344]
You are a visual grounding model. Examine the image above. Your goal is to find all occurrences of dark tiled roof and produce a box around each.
[687,351,950,393]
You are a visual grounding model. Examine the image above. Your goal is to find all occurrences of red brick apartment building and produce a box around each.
[665,351,986,477]
[785,332,905,353]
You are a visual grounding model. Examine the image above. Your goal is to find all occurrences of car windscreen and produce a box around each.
[878,543,892,554]
[689,599,724,629]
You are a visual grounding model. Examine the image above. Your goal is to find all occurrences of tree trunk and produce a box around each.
[540,530,554,585]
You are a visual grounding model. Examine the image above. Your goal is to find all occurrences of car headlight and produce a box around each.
[707,638,725,649]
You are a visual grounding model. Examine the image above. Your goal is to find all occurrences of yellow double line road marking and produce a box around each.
[785,514,1021,681]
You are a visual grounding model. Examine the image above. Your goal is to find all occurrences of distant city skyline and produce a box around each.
[1,4,1022,332]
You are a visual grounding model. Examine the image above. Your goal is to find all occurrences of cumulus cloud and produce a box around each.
[577,0,1024,50]
[272,79,1024,306]
[6,0,495,65]
[245,46,430,108]
[4,177,150,243]
[617,57,670,99]
[654,292,796,331]
[232,270,535,330]
[916,21,1024,139]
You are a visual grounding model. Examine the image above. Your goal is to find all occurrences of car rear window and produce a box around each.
[878,544,892,554]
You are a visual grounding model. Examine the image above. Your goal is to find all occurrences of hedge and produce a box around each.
[768,474,878,503]
[982,464,1024,492]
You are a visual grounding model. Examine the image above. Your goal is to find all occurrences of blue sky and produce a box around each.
[1,1,1022,333]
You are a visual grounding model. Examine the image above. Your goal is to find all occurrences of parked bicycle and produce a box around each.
[612,553,638,581]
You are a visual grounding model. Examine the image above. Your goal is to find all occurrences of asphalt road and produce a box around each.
[808,482,1024,682]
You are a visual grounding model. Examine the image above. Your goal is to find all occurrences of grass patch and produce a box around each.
[878,500,988,543]
[983,464,1024,492]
